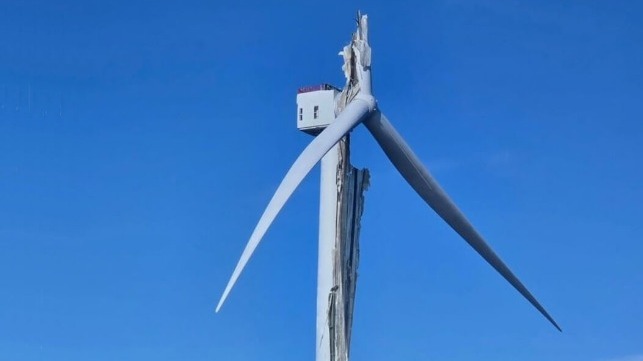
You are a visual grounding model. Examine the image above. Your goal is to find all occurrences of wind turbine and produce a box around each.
[217,12,560,360]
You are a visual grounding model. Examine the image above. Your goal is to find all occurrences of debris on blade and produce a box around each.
[326,137,369,360]
[337,12,372,114]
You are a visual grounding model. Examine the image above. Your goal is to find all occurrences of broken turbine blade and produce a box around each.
[363,110,561,331]
[216,97,375,312]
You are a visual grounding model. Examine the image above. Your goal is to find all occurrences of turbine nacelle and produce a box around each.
[296,84,340,135]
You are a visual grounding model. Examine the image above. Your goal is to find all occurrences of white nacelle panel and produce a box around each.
[296,86,339,134]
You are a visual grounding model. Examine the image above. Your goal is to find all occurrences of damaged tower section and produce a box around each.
[327,136,369,361]
[327,13,371,361]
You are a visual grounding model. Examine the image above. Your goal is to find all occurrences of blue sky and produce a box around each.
[1,1,642,360]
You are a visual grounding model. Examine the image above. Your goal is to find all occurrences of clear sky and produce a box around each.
[1,1,642,360]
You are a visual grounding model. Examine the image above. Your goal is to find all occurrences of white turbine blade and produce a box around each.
[364,110,561,331]
[216,98,374,312]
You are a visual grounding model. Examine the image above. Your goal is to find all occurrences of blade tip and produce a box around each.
[215,283,233,314]
[215,298,225,313]
[545,313,562,332]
